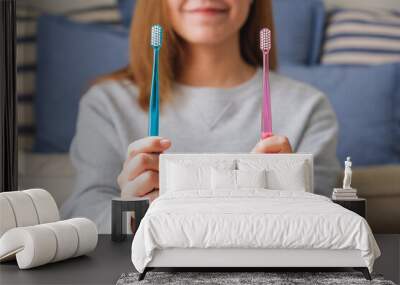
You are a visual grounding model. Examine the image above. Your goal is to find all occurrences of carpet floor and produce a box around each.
[117,271,396,285]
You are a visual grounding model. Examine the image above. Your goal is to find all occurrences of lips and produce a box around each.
[186,7,229,14]
[183,2,230,15]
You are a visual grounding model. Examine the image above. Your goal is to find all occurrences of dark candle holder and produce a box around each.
[111,197,149,242]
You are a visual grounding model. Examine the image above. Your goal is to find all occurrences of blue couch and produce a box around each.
[34,0,400,232]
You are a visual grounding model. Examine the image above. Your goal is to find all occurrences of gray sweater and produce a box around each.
[61,69,340,233]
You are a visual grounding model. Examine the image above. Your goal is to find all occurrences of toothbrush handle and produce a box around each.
[148,48,159,136]
[261,51,272,139]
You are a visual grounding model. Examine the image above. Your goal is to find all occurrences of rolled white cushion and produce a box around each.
[42,221,79,262]
[0,196,17,237]
[64,218,98,257]
[0,226,57,269]
[0,191,39,227]
[0,218,97,269]
[24,189,59,224]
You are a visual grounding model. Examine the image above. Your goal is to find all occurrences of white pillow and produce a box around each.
[211,168,236,190]
[211,169,267,190]
[238,159,307,191]
[167,163,210,191]
[267,162,306,191]
[166,160,235,192]
[236,169,267,189]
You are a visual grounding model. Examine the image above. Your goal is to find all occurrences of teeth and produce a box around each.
[151,24,163,48]
[260,28,271,51]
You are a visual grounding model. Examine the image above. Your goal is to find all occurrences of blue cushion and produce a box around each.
[118,0,136,27]
[273,0,325,65]
[279,63,400,166]
[35,15,129,153]
[117,0,325,65]
[321,9,400,65]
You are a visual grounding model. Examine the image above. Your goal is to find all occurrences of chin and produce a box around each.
[182,29,231,46]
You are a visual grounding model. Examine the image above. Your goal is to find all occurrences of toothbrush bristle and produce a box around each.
[151,24,163,48]
[260,28,271,52]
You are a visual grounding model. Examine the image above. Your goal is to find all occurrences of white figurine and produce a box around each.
[342,156,352,189]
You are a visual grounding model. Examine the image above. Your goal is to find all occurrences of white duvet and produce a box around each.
[131,190,380,273]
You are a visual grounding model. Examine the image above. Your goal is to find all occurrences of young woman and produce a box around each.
[61,0,340,233]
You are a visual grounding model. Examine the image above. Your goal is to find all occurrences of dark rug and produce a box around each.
[117,271,396,285]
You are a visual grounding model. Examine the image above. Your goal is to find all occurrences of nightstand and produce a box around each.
[111,197,150,242]
[332,198,366,218]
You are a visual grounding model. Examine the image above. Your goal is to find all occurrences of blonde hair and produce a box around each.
[100,0,277,111]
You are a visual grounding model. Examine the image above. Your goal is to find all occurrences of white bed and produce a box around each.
[131,153,380,280]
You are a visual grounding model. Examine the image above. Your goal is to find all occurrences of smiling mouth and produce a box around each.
[185,7,229,15]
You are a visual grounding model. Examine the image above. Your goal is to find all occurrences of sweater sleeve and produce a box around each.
[60,87,123,234]
[296,94,341,197]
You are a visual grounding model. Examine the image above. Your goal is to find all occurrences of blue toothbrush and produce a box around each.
[148,24,163,136]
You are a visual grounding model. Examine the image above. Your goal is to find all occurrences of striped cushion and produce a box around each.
[321,9,400,65]
[16,1,121,150]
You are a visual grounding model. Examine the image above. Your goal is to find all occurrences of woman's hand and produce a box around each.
[251,135,293,154]
[117,136,171,202]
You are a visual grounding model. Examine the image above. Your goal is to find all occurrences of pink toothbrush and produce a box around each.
[260,28,272,140]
